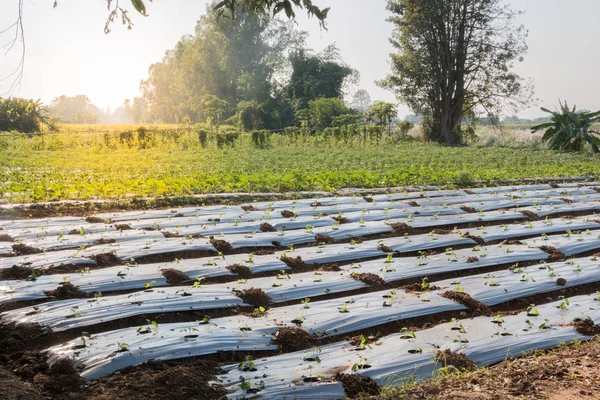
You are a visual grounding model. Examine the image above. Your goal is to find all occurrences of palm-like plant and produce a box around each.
[532,102,600,153]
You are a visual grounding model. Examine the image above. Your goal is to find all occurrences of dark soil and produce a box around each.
[280,210,295,218]
[315,233,337,244]
[0,234,14,242]
[363,196,374,203]
[351,273,386,288]
[280,255,309,272]
[557,277,567,286]
[113,224,132,231]
[402,282,442,293]
[441,291,491,316]
[377,243,394,253]
[89,253,123,267]
[519,210,539,220]
[574,318,600,336]
[259,222,276,232]
[271,327,317,353]
[501,239,524,245]
[161,268,190,285]
[86,216,108,224]
[241,205,258,212]
[12,244,43,256]
[32,359,87,397]
[44,282,92,300]
[226,264,252,278]
[0,323,46,356]
[335,373,381,398]
[434,349,476,372]
[461,232,485,245]
[460,206,478,213]
[0,265,36,280]
[466,256,479,263]
[389,222,414,235]
[370,337,600,400]
[210,238,234,254]
[92,238,116,246]
[540,246,567,262]
[0,365,44,400]
[331,215,351,224]
[162,231,182,238]
[236,288,271,308]
[407,201,420,207]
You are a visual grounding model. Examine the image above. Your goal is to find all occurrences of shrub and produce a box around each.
[251,130,272,148]
[397,120,415,137]
[532,102,600,153]
[216,131,239,148]
[0,98,48,133]
[420,114,442,143]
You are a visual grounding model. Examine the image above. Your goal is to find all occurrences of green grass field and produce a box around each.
[1,125,599,203]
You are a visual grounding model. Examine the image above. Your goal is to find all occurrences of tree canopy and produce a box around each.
[379,0,533,144]
[139,4,355,129]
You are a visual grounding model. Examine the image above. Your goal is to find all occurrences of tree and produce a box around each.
[203,95,230,130]
[379,0,533,144]
[2,0,324,96]
[47,95,101,123]
[307,97,355,131]
[141,4,306,126]
[286,45,357,110]
[237,101,263,130]
[367,101,398,134]
[214,0,329,28]
[0,98,48,133]
[350,89,372,114]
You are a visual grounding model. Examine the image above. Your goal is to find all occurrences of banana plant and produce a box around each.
[531,102,600,153]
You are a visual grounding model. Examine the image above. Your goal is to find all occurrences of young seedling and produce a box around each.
[301,298,310,309]
[527,305,540,317]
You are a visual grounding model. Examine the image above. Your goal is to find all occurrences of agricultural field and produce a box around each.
[1,125,600,203]
[2,180,600,399]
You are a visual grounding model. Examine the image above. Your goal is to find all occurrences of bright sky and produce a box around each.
[0,0,599,118]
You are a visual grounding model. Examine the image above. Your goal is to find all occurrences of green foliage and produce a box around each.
[48,95,100,123]
[397,120,414,137]
[366,101,397,130]
[216,129,240,148]
[196,126,210,148]
[214,0,329,28]
[1,125,599,202]
[287,46,356,109]
[420,113,441,142]
[0,98,48,133]
[532,102,600,153]
[380,0,531,144]
[308,98,354,131]
[251,129,272,148]
[237,101,263,131]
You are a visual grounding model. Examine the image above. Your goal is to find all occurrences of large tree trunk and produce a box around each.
[439,107,462,145]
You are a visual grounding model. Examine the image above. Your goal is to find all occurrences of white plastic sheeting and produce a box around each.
[341,244,548,283]
[217,294,600,399]
[1,285,246,331]
[460,198,566,212]
[458,217,600,243]
[0,254,287,305]
[380,232,476,253]
[17,230,165,251]
[523,229,600,256]
[519,202,600,218]
[434,256,600,305]
[42,289,465,380]
[46,318,279,380]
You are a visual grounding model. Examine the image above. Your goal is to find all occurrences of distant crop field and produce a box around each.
[0,124,599,203]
